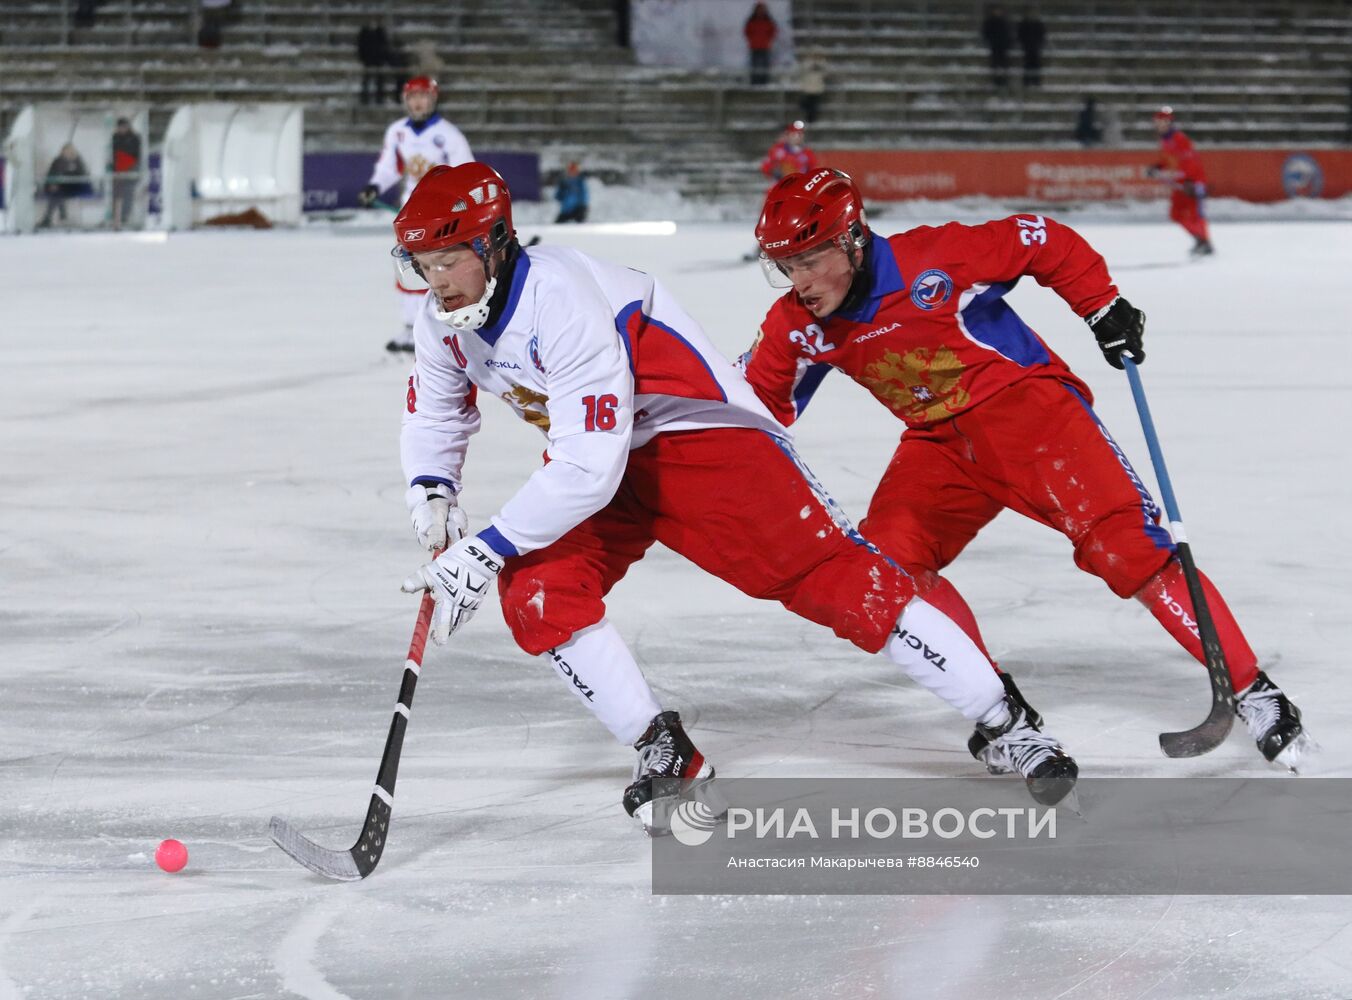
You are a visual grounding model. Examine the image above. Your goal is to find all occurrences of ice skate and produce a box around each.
[1189,238,1214,258]
[1236,671,1315,771]
[968,688,1078,806]
[385,324,415,353]
[622,710,719,836]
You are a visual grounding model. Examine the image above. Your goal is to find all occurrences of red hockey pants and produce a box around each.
[858,377,1257,689]
[498,428,916,657]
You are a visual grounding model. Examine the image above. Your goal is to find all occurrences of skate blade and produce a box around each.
[635,768,723,838]
[1274,732,1320,774]
[1056,787,1084,818]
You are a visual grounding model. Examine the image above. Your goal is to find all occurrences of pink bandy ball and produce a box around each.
[155,838,188,873]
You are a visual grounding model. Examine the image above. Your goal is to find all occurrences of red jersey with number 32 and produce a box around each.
[741,216,1119,429]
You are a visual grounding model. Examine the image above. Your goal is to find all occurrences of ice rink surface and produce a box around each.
[3,214,1352,999]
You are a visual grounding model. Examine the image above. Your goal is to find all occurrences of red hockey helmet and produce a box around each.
[1153,105,1175,123]
[403,76,439,101]
[393,163,516,262]
[755,167,868,262]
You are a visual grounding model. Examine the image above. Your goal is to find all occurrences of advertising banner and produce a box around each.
[824,149,1352,203]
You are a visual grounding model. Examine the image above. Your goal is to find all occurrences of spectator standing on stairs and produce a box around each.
[795,52,827,123]
[1016,8,1046,89]
[198,0,230,48]
[357,19,390,106]
[981,4,1013,93]
[745,3,778,86]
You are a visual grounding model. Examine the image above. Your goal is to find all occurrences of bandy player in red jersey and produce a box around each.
[761,120,818,183]
[742,168,1312,771]
[359,76,474,352]
[1147,105,1213,257]
[391,163,1079,831]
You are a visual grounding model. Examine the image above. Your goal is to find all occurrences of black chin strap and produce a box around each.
[481,240,521,327]
[837,239,873,315]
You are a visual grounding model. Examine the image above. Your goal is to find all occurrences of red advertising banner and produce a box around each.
[823,149,1352,203]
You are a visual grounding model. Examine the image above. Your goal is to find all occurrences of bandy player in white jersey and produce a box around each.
[387,163,1078,834]
[358,76,473,353]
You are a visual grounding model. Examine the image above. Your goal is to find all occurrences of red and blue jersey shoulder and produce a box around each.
[744,220,1110,428]
[1158,128,1206,183]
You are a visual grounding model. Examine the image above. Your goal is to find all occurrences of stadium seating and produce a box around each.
[1,0,1348,202]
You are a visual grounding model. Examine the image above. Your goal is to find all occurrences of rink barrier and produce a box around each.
[824,148,1352,203]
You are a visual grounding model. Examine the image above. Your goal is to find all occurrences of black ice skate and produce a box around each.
[1189,238,1214,258]
[385,325,415,353]
[968,684,1077,806]
[622,710,718,836]
[1236,671,1314,770]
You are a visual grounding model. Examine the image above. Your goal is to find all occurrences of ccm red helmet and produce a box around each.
[403,76,439,101]
[755,167,868,262]
[393,162,515,261]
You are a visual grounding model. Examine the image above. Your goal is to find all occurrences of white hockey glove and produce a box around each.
[401,535,504,645]
[405,483,468,552]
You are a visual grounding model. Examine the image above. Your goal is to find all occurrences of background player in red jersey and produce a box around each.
[741,168,1311,770]
[760,120,818,183]
[1147,105,1214,257]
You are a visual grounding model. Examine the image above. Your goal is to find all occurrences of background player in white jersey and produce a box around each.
[391,163,1079,834]
[359,76,474,353]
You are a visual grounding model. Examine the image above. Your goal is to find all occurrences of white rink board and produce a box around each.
[1,218,1351,999]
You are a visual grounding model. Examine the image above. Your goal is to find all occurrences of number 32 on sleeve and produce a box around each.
[582,394,619,431]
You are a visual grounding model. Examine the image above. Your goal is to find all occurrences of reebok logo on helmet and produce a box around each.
[403,228,425,241]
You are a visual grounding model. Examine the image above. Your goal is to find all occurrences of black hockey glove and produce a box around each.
[358,184,380,207]
[1085,296,1145,370]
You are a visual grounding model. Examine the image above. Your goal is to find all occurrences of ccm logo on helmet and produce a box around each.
[803,170,834,192]
[403,228,426,241]
[763,238,791,249]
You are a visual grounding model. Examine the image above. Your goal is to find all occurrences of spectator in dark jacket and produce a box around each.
[1017,8,1046,89]
[39,144,92,229]
[554,161,590,223]
[357,20,390,105]
[745,3,778,86]
[981,5,1013,92]
[109,118,142,230]
[1074,97,1103,147]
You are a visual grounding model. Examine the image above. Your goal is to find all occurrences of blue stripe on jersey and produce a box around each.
[835,237,906,325]
[613,300,728,403]
[614,301,639,376]
[477,525,519,558]
[959,287,1050,367]
[1063,383,1175,554]
[792,361,832,417]
[410,475,459,493]
[405,113,443,136]
[477,250,532,347]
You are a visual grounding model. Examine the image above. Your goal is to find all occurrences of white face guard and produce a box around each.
[392,244,498,332]
[434,276,497,331]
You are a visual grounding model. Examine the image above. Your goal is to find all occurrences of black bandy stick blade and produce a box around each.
[1158,698,1234,758]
